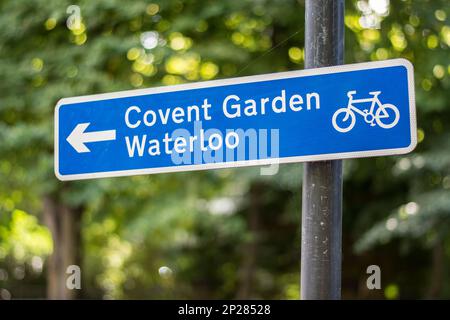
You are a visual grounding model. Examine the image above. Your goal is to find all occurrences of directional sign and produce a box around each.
[55,59,416,181]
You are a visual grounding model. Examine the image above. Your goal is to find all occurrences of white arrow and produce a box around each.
[66,123,116,153]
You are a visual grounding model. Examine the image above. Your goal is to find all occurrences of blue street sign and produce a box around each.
[55,59,416,181]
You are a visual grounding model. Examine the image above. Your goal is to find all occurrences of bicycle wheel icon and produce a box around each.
[375,104,400,129]
[332,108,356,133]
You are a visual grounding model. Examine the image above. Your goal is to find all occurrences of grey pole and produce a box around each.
[301,0,344,300]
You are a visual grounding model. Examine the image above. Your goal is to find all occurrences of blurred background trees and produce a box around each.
[0,0,448,299]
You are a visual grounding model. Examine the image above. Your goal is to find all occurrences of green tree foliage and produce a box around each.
[0,0,448,299]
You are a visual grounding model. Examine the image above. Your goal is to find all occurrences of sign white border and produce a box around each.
[55,58,416,181]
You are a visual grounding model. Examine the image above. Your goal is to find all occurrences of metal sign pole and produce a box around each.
[301,0,345,300]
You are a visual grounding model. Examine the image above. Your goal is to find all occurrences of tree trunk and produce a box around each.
[43,195,83,300]
[236,183,262,299]
[425,240,444,299]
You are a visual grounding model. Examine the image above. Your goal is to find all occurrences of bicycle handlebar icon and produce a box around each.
[332,90,400,133]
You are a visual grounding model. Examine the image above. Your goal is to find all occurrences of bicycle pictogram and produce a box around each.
[332,90,400,133]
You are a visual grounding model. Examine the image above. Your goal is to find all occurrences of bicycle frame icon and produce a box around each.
[332,90,400,133]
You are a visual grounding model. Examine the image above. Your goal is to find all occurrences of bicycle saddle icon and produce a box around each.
[332,90,400,133]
